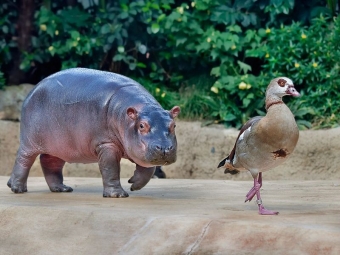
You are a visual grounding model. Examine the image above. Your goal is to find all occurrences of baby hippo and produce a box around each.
[8,68,180,198]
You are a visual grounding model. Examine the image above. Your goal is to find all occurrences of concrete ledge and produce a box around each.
[1,177,339,255]
[1,120,340,181]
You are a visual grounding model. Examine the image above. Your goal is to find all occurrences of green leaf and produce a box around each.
[113,54,124,61]
[108,35,115,44]
[100,24,111,34]
[138,44,147,54]
[223,41,234,51]
[129,62,136,70]
[210,49,219,61]
[247,93,254,99]
[137,62,147,68]
[70,31,80,39]
[242,98,251,107]
[120,3,128,11]
[151,62,157,71]
[2,25,8,34]
[258,28,266,37]
[293,107,315,117]
[222,113,236,121]
[151,23,160,34]
[176,38,187,46]
[296,120,312,129]
[196,42,210,52]
[237,60,252,74]
[210,67,221,77]
[272,0,284,7]
[119,12,129,19]
[117,46,125,53]
[157,14,166,23]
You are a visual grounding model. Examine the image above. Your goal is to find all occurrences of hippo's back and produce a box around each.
[28,68,143,103]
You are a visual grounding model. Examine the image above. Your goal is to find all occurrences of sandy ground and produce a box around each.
[0,177,339,255]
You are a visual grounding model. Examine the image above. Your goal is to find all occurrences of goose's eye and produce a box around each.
[140,123,144,129]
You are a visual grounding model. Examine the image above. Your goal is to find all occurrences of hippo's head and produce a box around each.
[124,105,181,168]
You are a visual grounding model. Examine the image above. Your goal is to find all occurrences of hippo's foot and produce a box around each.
[103,187,129,198]
[128,166,155,191]
[128,178,143,191]
[49,184,73,192]
[7,178,28,193]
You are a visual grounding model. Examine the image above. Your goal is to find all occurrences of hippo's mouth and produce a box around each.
[149,155,176,166]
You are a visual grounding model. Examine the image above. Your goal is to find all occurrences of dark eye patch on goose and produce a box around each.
[277,79,287,87]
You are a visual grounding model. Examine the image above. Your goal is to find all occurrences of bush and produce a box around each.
[0,0,338,129]
[248,15,340,129]
[25,1,174,73]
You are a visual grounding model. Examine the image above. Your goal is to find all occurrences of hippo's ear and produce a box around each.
[127,107,138,120]
[169,106,181,119]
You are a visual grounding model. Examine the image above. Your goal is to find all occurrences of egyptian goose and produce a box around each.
[218,77,300,215]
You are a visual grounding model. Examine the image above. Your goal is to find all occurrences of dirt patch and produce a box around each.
[1,120,339,180]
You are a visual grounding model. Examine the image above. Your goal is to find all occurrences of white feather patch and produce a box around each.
[284,77,293,85]
[238,126,251,141]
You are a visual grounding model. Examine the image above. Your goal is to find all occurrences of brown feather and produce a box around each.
[228,116,262,164]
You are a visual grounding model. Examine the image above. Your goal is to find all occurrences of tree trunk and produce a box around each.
[7,0,35,85]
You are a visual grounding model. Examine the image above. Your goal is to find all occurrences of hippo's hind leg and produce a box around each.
[40,154,73,192]
[7,148,38,193]
[128,165,156,191]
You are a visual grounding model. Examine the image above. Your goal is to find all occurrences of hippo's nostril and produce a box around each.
[164,146,173,154]
[155,145,162,151]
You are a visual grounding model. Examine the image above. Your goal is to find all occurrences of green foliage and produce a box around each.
[0,1,17,86]
[176,75,220,120]
[210,75,267,128]
[21,1,174,74]
[153,0,284,127]
[133,76,178,111]
[153,0,337,128]
[0,0,338,129]
[248,15,340,129]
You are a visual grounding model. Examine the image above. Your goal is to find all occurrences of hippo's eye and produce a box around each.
[138,122,150,134]
[169,122,176,133]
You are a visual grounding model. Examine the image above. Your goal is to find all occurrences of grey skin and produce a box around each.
[7,68,180,198]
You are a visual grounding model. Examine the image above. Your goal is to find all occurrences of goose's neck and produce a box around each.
[265,94,284,111]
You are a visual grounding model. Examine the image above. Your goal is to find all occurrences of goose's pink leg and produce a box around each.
[245,173,278,215]
[256,190,279,215]
[245,172,262,202]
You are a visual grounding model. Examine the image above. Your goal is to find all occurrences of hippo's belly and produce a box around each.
[20,103,111,164]
[44,145,99,164]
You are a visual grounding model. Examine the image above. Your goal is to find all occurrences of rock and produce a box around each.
[0,84,35,120]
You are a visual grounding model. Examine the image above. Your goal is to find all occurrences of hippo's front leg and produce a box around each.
[128,165,156,191]
[96,144,129,198]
